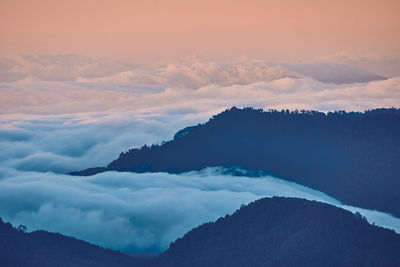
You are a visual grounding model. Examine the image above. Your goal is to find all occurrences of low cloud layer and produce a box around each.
[1,76,400,116]
[0,113,210,173]
[2,54,397,116]
[1,167,399,253]
[311,50,400,77]
[0,54,387,86]
[79,61,299,88]
[0,54,136,83]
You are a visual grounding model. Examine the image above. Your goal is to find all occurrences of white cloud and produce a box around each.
[1,54,387,86]
[310,50,400,77]
[0,167,398,253]
[1,76,399,116]
[81,61,299,88]
[0,113,209,173]
[0,54,136,83]
[1,54,300,86]
[283,62,385,84]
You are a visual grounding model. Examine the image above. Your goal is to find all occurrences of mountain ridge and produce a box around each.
[153,197,400,267]
[72,107,400,217]
[0,217,146,267]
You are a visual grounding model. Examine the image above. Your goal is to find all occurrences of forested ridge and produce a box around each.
[153,197,400,267]
[0,218,146,267]
[73,107,400,217]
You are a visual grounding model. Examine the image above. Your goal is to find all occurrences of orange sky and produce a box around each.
[1,0,399,63]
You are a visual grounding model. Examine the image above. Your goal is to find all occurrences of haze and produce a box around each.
[1,0,400,70]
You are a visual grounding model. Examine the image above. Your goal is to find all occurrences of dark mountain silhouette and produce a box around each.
[0,217,147,267]
[153,197,400,267]
[72,107,400,217]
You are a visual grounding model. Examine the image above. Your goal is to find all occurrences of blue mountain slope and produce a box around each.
[73,107,400,218]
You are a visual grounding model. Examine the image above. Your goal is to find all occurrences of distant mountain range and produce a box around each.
[72,107,400,217]
[3,197,400,267]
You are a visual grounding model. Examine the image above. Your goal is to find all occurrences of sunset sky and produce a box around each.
[1,0,399,65]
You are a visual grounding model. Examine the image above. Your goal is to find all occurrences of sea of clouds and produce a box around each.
[0,112,207,174]
[1,54,400,253]
[1,54,400,118]
[1,167,399,253]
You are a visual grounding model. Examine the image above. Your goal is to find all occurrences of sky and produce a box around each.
[1,0,400,71]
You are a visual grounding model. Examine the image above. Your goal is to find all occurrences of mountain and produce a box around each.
[153,197,400,267]
[0,217,147,267]
[72,107,400,217]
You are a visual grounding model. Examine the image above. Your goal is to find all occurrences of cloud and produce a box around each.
[1,76,399,116]
[1,54,299,86]
[283,62,385,84]
[1,54,300,86]
[1,54,386,86]
[80,61,300,88]
[0,54,136,83]
[0,113,210,173]
[0,167,399,253]
[310,50,400,77]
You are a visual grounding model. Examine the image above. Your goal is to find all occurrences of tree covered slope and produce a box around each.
[73,107,400,217]
[154,197,400,267]
[0,218,146,267]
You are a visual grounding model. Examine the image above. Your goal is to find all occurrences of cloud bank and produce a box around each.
[0,54,387,86]
[0,54,136,83]
[0,113,210,173]
[311,50,400,77]
[2,54,396,116]
[0,167,399,253]
[78,61,300,88]
[1,76,399,116]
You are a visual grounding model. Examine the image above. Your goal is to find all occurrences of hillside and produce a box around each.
[154,197,400,267]
[0,218,146,267]
[72,107,400,217]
